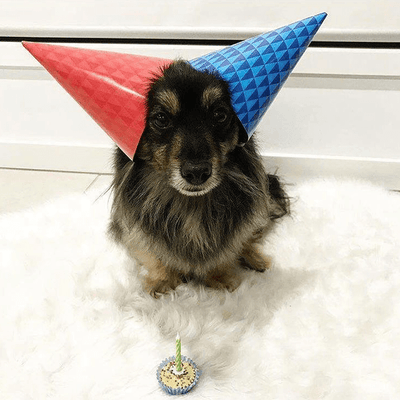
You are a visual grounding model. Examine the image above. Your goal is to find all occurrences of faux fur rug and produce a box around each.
[1,179,399,400]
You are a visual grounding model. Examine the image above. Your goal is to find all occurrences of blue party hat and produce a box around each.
[189,12,327,139]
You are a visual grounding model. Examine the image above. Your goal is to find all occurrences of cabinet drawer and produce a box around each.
[1,41,399,188]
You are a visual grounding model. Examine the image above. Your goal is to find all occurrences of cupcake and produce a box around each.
[157,334,200,395]
[157,355,200,395]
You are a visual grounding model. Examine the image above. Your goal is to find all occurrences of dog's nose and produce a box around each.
[181,161,212,185]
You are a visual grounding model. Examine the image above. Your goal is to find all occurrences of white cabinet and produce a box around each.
[1,0,400,41]
[1,1,399,188]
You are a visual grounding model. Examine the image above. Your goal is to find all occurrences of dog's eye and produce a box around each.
[153,112,170,129]
[213,108,228,124]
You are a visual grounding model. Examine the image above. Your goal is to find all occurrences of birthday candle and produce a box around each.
[176,333,182,372]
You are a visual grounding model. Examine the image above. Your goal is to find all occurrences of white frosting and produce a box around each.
[170,364,186,376]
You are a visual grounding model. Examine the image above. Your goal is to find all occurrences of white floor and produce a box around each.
[2,167,398,216]
[0,168,113,214]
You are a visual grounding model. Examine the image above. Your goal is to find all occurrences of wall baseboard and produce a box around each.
[262,152,400,189]
[1,142,399,189]
[0,142,114,174]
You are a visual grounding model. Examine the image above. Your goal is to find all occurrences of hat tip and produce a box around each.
[21,41,37,54]
[315,12,328,23]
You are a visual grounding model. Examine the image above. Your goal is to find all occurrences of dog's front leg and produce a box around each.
[136,250,182,298]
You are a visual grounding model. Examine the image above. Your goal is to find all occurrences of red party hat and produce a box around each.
[22,42,172,159]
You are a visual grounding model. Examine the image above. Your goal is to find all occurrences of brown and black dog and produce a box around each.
[108,60,289,297]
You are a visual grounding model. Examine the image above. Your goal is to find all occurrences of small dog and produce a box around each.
[109,60,289,297]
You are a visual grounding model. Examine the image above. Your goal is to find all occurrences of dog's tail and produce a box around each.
[267,174,290,220]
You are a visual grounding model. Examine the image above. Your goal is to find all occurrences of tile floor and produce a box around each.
[0,168,113,214]
[2,168,398,216]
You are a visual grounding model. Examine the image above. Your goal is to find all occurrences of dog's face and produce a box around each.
[135,60,247,196]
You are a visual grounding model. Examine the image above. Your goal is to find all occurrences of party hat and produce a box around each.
[22,42,172,159]
[23,12,326,158]
[189,12,327,138]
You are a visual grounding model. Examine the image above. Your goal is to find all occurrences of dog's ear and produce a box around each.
[237,123,249,147]
[134,134,152,161]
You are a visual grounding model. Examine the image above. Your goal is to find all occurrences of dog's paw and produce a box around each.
[146,279,176,298]
[239,246,272,272]
[204,269,241,292]
[145,272,183,298]
[148,283,171,299]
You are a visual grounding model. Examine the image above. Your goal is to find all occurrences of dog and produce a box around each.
[108,60,289,297]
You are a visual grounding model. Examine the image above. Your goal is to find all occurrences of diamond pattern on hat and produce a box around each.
[23,42,172,159]
[189,12,327,138]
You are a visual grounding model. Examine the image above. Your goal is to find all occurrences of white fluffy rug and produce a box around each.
[1,179,400,399]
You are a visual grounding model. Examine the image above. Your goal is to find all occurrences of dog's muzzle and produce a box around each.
[180,161,212,185]
[170,158,220,197]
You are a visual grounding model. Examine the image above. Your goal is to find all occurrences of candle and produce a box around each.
[157,332,201,394]
[175,333,182,372]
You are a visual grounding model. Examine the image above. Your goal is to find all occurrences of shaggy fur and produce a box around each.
[1,179,399,399]
[109,61,288,297]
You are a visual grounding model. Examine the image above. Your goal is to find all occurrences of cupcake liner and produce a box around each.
[157,355,201,395]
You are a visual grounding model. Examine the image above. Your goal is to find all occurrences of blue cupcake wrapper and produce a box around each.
[157,355,201,395]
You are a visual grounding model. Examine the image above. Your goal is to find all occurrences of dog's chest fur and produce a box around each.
[110,157,270,273]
